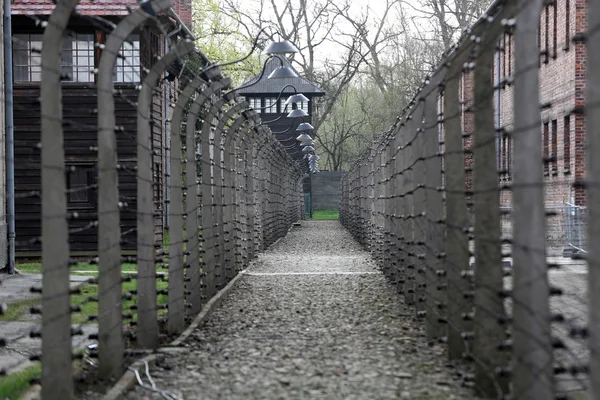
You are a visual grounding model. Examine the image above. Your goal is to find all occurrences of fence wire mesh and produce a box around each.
[0,0,304,397]
[340,0,596,398]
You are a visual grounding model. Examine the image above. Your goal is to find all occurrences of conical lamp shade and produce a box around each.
[285,93,310,105]
[287,109,309,118]
[268,66,299,79]
[296,133,312,141]
[264,41,299,55]
[296,122,314,131]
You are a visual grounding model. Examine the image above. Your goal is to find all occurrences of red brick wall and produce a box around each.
[172,0,193,31]
[494,0,583,209]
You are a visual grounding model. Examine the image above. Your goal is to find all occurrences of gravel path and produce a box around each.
[123,221,477,400]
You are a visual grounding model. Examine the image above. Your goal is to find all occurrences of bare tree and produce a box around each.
[216,0,405,128]
[404,0,492,49]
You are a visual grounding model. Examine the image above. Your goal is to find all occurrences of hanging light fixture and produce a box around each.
[267,55,299,79]
[287,108,309,118]
[296,122,314,131]
[264,40,299,55]
[285,93,309,105]
[267,54,300,79]
[296,132,313,141]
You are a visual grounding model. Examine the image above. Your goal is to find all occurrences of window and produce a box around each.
[506,135,512,178]
[551,119,558,173]
[64,33,95,82]
[553,0,558,58]
[508,35,512,76]
[500,131,512,179]
[544,5,549,63]
[502,35,506,78]
[67,165,95,207]
[564,115,571,173]
[13,34,42,82]
[248,97,262,113]
[565,0,571,50]
[543,122,549,175]
[14,33,95,82]
[114,34,140,83]
[297,101,310,113]
[265,97,278,113]
[13,32,141,83]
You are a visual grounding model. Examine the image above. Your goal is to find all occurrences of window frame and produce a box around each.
[543,121,550,175]
[13,30,142,85]
[564,115,571,174]
[66,163,97,209]
[249,97,262,113]
[264,96,278,113]
[564,0,571,51]
[551,119,558,174]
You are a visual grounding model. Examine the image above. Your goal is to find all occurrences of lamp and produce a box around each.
[264,40,299,55]
[296,122,314,131]
[285,93,309,105]
[296,133,312,141]
[267,55,299,79]
[287,108,309,118]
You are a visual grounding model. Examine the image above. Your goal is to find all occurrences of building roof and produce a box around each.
[238,56,326,96]
[11,0,140,15]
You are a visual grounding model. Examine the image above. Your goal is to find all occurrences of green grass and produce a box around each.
[15,262,138,275]
[0,363,41,400]
[312,209,339,220]
[0,276,169,325]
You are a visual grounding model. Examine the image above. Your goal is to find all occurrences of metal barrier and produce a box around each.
[340,0,596,398]
[0,0,303,397]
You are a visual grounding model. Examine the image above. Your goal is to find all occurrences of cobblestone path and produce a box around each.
[122,221,478,400]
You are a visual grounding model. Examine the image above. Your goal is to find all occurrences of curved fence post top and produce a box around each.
[141,39,195,92]
[221,101,250,145]
[100,0,172,72]
[180,75,209,103]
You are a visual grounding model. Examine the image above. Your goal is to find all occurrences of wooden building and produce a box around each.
[11,1,193,257]
[238,56,325,209]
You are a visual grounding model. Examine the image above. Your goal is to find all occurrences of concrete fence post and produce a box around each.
[472,14,509,396]
[40,1,80,397]
[443,59,472,361]
[97,0,171,379]
[424,71,447,342]
[512,0,554,398]
[137,39,194,347]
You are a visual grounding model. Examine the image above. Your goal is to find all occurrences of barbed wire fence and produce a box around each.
[0,0,304,398]
[341,0,596,398]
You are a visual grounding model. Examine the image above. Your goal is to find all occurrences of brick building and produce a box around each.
[458,0,588,254]
[495,0,585,207]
